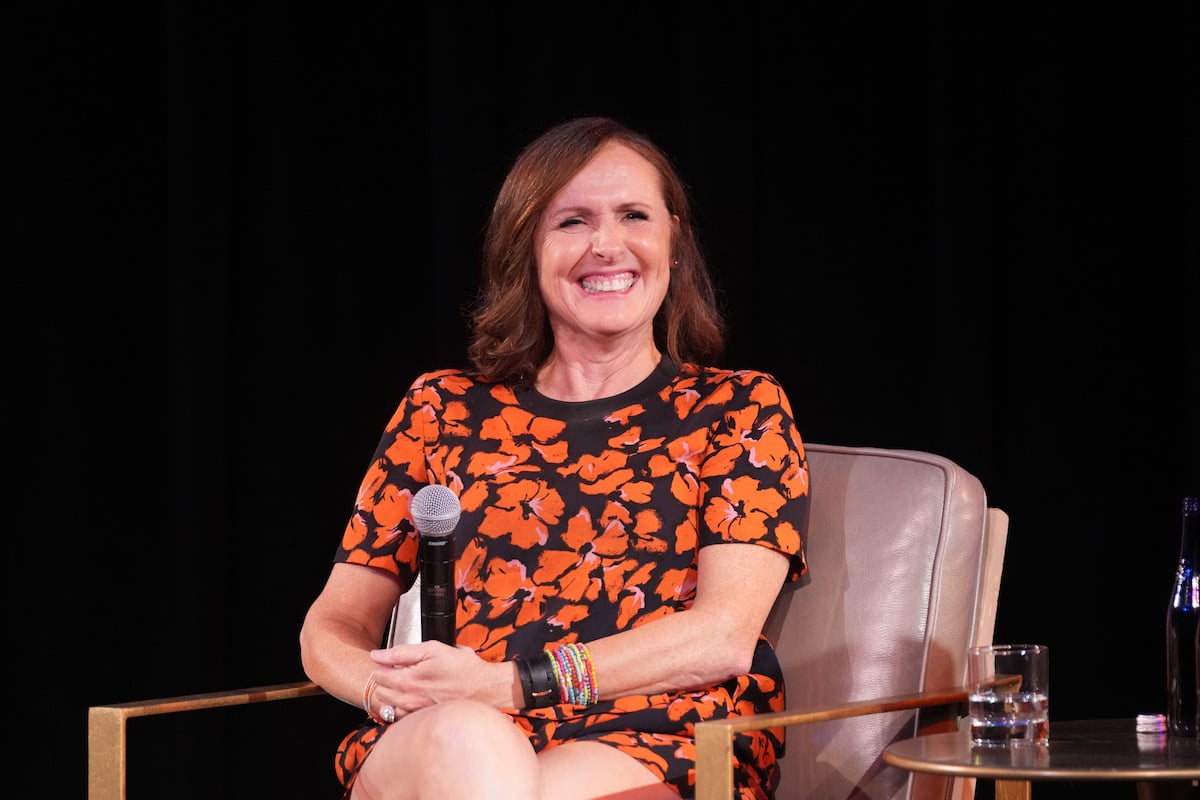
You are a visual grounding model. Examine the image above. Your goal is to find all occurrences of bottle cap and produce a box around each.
[1136,713,1167,733]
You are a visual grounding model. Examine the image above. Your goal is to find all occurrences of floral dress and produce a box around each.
[331,358,810,799]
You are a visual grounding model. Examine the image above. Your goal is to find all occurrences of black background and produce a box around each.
[14,3,1198,798]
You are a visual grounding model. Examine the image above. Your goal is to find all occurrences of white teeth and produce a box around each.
[581,275,635,293]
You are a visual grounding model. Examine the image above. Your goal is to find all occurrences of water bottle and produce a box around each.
[1166,496,1199,736]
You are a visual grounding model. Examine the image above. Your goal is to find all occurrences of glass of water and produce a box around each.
[967,643,1050,746]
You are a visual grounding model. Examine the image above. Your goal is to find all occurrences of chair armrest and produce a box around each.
[693,685,971,800]
[88,680,325,800]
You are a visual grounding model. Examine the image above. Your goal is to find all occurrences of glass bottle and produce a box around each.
[1166,496,1199,736]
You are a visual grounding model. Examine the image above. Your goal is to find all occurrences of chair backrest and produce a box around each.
[766,443,1007,800]
[388,443,1007,800]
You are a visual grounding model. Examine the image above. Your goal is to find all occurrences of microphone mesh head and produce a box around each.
[411,484,461,537]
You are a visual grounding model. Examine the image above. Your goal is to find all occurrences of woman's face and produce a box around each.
[534,141,674,352]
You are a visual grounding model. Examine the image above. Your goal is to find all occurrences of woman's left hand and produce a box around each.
[368,641,518,717]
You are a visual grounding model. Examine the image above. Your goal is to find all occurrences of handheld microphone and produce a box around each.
[412,483,462,645]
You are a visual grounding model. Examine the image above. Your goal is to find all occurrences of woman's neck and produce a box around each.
[534,344,662,402]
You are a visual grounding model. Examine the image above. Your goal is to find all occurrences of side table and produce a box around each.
[883,718,1200,800]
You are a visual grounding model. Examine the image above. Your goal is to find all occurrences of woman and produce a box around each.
[300,116,810,800]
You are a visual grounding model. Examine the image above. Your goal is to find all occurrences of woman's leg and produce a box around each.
[537,741,682,800]
[351,700,683,800]
[350,699,539,800]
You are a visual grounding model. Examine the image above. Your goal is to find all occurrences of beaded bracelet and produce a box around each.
[545,642,598,706]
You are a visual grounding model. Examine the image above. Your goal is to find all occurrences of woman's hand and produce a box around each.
[368,641,519,718]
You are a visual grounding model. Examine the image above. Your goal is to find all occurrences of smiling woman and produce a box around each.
[297,116,811,800]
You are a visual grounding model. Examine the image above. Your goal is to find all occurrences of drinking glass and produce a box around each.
[967,643,1049,746]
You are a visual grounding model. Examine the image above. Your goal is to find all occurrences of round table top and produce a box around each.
[883,718,1200,782]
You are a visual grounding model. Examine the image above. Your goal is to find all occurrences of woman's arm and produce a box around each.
[299,563,403,708]
[301,563,524,714]
[578,542,791,700]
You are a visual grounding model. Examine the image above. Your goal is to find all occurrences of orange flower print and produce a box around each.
[561,449,631,495]
[478,479,565,548]
[657,428,709,477]
[780,457,810,500]
[354,459,390,511]
[713,404,762,451]
[693,377,736,413]
[466,448,533,484]
[561,507,599,552]
[703,475,788,544]
[616,588,647,628]
[591,501,634,557]
[747,377,785,408]
[605,403,646,426]
[481,406,565,446]
[457,536,489,594]
[367,484,413,546]
[470,407,568,481]
[459,478,491,513]
[340,514,368,551]
[631,508,667,553]
[620,480,654,503]
[668,469,702,507]
[773,520,804,561]
[488,383,519,405]
[547,602,591,630]
[668,384,702,419]
[481,557,542,624]
[608,425,644,448]
[459,619,516,661]
[534,548,601,604]
[654,566,697,602]
[438,400,472,439]
[426,443,464,483]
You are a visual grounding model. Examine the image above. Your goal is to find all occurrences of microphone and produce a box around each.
[412,483,462,645]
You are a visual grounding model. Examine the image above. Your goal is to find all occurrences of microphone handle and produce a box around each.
[419,534,455,645]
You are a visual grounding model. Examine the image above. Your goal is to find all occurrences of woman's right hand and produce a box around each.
[368,640,521,718]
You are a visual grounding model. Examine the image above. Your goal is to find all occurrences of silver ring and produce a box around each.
[381,705,396,724]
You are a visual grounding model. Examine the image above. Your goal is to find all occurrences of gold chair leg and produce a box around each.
[88,705,127,800]
[994,778,1032,800]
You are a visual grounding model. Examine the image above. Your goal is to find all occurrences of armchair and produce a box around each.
[696,443,1008,800]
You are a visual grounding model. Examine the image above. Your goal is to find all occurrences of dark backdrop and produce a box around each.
[15,3,1198,799]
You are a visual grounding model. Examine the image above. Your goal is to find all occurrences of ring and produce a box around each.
[381,705,396,724]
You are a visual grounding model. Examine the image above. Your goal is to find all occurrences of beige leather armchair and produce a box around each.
[695,443,1008,800]
[89,443,1007,800]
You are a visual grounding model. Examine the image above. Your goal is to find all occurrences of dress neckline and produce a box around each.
[517,357,680,421]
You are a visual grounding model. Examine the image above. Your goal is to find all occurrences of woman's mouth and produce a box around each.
[581,273,636,293]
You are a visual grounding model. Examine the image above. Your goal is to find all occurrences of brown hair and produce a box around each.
[466,116,725,385]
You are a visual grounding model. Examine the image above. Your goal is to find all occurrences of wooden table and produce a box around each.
[883,718,1200,800]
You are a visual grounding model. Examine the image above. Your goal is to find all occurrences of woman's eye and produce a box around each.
[558,217,584,229]
[625,211,649,221]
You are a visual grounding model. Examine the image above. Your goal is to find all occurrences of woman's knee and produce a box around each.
[355,701,538,799]
[405,698,529,755]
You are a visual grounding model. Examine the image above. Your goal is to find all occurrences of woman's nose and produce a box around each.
[591,222,622,260]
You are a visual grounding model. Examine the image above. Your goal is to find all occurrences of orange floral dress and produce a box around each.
[332,358,810,799]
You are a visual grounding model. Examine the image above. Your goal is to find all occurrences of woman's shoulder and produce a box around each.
[676,362,786,392]
[407,367,517,403]
[670,362,793,414]
[410,366,474,388]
